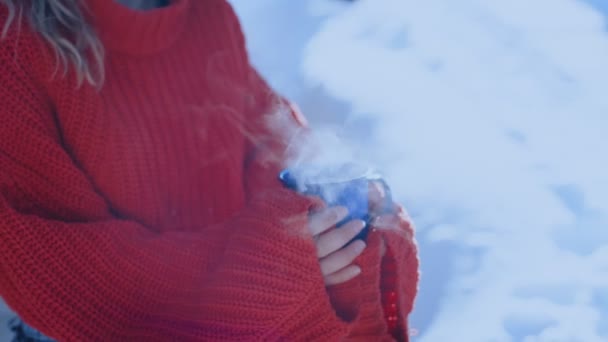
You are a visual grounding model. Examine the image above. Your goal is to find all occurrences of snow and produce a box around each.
[230,0,608,341]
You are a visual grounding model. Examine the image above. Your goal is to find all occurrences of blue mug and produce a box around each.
[279,163,393,241]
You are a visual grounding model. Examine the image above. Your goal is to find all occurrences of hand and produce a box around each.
[371,204,414,257]
[309,206,367,286]
[371,204,412,233]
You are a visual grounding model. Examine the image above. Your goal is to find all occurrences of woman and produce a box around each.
[0,0,419,340]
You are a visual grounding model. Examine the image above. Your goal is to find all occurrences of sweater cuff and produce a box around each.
[325,231,387,336]
[378,220,420,340]
[224,188,358,339]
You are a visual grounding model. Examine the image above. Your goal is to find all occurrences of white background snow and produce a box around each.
[2,1,607,341]
[230,0,608,341]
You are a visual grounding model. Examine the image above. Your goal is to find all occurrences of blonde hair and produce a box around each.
[1,0,104,87]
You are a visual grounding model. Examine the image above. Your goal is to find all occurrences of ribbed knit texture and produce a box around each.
[0,0,419,340]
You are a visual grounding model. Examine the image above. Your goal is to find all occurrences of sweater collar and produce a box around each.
[86,0,190,55]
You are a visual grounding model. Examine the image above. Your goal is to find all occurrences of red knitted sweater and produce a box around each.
[0,0,418,340]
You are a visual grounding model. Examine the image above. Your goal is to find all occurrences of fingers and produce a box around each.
[309,206,348,236]
[324,265,362,286]
[320,239,366,276]
[315,220,366,258]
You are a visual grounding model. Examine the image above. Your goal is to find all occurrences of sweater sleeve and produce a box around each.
[321,214,419,342]
[376,207,420,341]
[0,33,357,342]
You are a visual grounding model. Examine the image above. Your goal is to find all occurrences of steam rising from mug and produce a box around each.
[267,103,393,241]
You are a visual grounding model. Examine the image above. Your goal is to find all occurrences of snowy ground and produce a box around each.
[231,0,608,341]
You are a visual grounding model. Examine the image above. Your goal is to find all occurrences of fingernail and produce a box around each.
[355,240,366,252]
[354,220,366,231]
